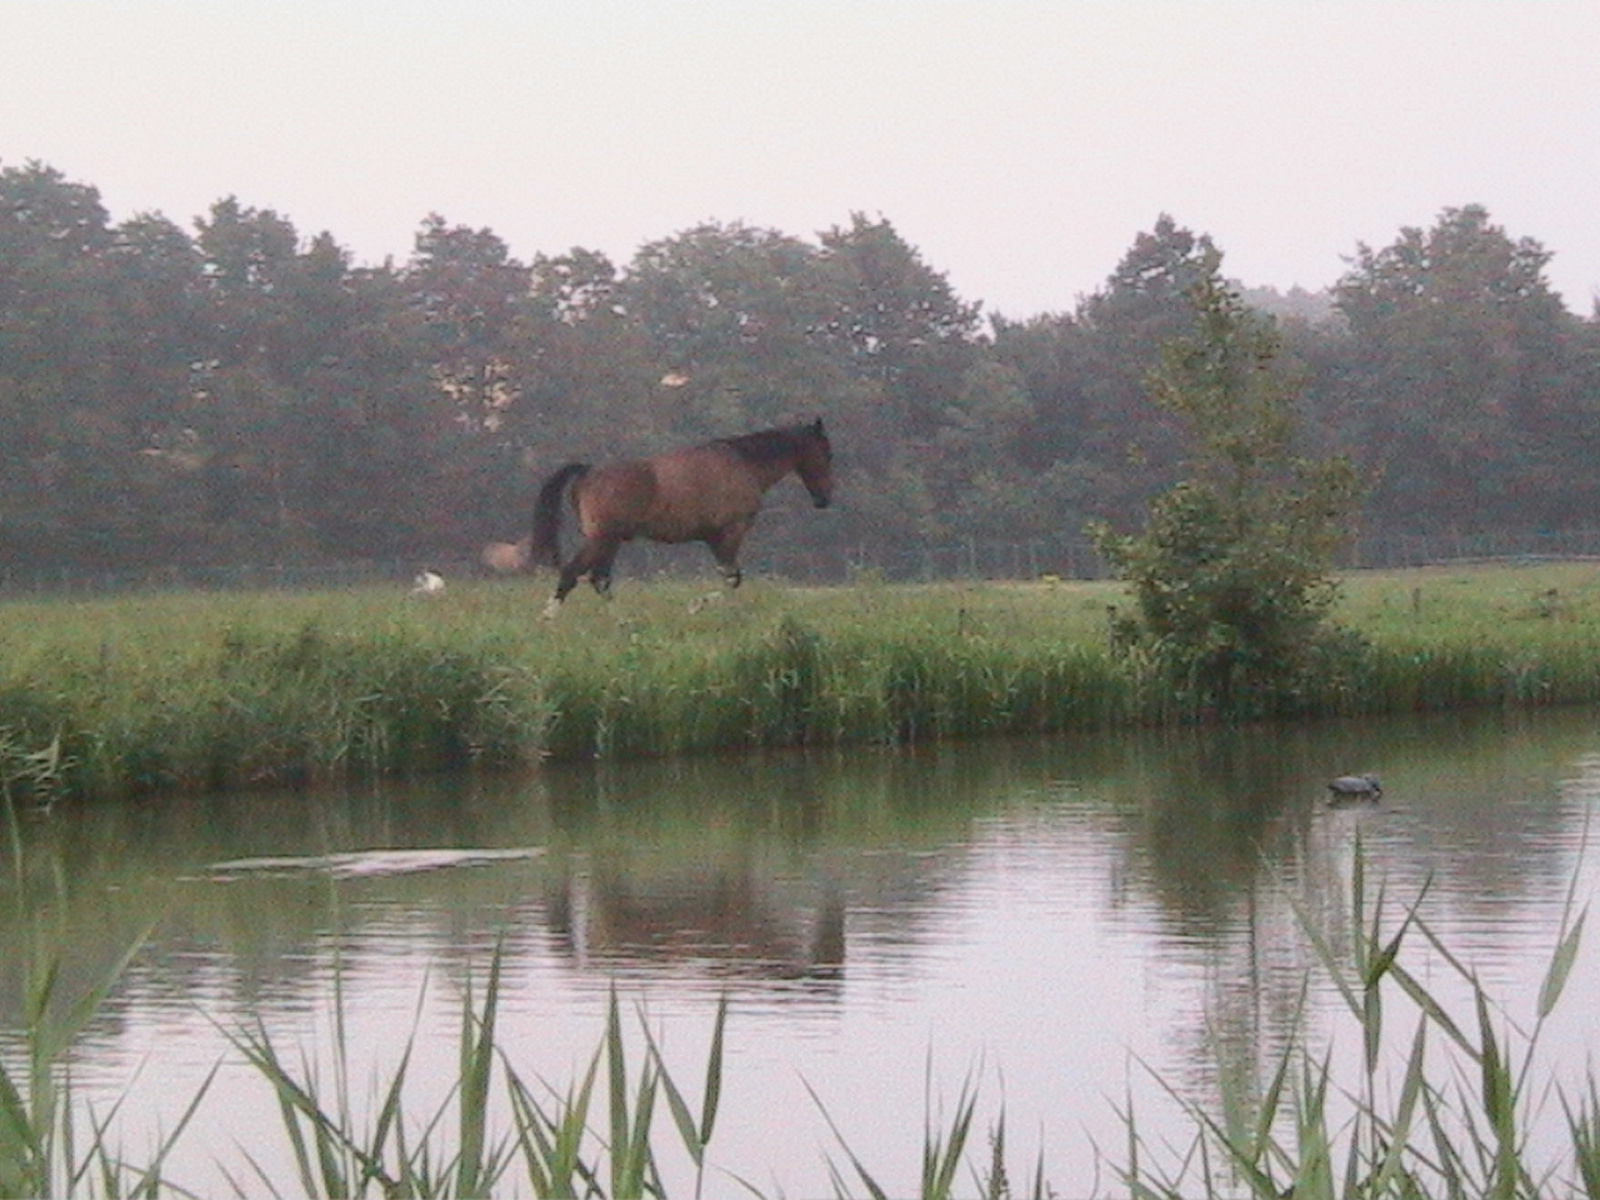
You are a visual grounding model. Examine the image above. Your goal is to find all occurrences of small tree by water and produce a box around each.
[1094,273,1366,718]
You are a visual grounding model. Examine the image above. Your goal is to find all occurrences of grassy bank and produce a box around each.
[5,562,1600,803]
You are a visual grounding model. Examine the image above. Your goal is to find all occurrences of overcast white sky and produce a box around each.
[4,2,1599,317]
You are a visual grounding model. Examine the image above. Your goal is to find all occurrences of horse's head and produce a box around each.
[795,418,834,508]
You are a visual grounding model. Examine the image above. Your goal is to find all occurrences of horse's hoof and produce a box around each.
[540,597,563,621]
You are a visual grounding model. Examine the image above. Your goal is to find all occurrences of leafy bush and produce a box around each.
[1095,275,1366,718]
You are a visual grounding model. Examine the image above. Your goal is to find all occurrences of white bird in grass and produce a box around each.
[412,570,445,594]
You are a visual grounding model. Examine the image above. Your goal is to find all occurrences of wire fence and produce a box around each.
[727,529,1600,584]
[5,530,1600,598]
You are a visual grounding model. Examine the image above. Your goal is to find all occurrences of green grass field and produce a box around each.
[6,560,1600,803]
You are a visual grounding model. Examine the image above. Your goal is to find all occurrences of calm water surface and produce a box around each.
[6,707,1600,1196]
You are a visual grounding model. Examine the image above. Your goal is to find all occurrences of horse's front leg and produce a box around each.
[588,540,622,597]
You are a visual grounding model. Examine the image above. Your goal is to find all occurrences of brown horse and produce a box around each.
[530,419,834,613]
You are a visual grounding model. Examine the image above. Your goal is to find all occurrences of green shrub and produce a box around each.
[1095,274,1366,718]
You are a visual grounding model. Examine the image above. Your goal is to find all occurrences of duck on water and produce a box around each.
[1327,774,1383,802]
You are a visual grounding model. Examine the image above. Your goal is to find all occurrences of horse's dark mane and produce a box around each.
[714,423,823,466]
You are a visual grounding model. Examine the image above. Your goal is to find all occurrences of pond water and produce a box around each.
[5,706,1600,1196]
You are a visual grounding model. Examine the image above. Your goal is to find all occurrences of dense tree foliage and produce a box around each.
[2,159,1597,578]
[1328,204,1594,531]
[1095,272,1365,716]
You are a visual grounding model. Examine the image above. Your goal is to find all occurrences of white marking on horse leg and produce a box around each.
[541,595,563,620]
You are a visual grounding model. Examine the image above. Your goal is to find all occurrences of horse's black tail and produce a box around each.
[531,462,589,569]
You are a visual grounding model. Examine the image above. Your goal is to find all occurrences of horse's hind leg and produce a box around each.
[542,564,581,619]
[542,537,620,619]
[541,551,590,619]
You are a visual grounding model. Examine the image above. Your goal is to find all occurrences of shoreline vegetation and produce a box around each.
[5,561,1600,806]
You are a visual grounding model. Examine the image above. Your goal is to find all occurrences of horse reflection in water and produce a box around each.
[530,419,834,616]
[545,866,846,985]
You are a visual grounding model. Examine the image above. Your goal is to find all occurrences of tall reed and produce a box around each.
[0,952,208,1199]
[3,762,205,1197]
[228,955,726,1200]
[1113,834,1596,1198]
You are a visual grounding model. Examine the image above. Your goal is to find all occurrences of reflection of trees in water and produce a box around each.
[1121,709,1600,1119]
[4,708,1596,1089]
[1087,723,1322,1108]
[1,748,988,1033]
[1,781,551,1038]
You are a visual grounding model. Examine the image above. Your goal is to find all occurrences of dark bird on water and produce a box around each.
[1327,774,1382,802]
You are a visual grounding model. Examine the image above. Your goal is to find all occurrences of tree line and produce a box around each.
[3,158,1598,576]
